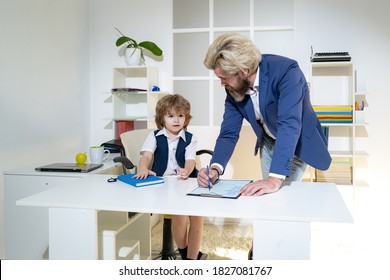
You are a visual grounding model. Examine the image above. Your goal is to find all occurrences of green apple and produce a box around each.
[76,152,87,164]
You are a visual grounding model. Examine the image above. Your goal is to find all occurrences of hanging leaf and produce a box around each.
[139,41,163,56]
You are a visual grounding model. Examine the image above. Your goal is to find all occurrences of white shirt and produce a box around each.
[141,128,197,175]
[247,68,275,139]
[247,69,285,180]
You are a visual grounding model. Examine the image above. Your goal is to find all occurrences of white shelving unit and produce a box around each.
[309,61,369,186]
[112,66,169,132]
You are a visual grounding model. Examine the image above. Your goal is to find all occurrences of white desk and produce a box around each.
[17,175,353,260]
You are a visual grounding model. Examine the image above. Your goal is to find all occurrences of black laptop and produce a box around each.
[35,163,103,173]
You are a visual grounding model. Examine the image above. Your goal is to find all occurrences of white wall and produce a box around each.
[1,0,389,259]
[89,0,172,145]
[0,0,90,258]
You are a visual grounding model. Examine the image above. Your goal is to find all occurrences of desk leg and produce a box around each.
[49,208,98,260]
[252,220,310,260]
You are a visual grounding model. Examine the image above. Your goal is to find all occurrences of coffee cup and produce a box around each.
[90,146,110,164]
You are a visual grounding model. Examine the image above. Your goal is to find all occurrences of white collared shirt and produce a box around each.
[247,70,285,181]
[141,128,197,175]
[246,68,275,139]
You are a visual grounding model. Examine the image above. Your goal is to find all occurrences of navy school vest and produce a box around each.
[151,130,198,178]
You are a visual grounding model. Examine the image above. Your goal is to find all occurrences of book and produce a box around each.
[313,105,353,124]
[111,88,147,92]
[117,174,164,187]
[315,161,352,185]
[187,179,252,199]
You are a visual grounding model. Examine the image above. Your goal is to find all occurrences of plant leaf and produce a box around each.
[116,36,137,47]
[139,41,163,56]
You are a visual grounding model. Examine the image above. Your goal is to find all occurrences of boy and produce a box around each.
[135,94,208,260]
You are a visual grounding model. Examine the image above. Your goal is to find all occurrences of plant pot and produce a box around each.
[124,48,143,66]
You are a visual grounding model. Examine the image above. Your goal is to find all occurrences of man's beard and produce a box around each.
[225,77,250,102]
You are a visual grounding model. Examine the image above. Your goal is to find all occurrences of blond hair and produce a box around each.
[204,33,261,75]
[155,94,192,130]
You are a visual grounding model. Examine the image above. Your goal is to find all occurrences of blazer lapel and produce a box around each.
[258,61,268,121]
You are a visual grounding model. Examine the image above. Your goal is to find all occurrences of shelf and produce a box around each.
[329,151,353,158]
[321,122,368,127]
[310,61,353,68]
[112,90,169,96]
[309,62,369,187]
[113,117,148,121]
[355,91,369,96]
[354,151,369,157]
[320,123,353,127]
[354,122,368,126]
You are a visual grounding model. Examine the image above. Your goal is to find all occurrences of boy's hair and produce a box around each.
[155,94,192,130]
[203,32,261,75]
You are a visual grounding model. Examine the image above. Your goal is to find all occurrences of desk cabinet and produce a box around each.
[4,174,80,259]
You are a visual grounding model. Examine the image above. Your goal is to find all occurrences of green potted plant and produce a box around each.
[115,27,163,65]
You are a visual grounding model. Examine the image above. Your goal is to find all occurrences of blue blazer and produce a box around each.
[212,54,331,177]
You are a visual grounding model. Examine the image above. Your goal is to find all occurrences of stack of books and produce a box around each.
[315,161,352,185]
[313,105,353,124]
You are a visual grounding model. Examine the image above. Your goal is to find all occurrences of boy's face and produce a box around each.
[164,110,186,135]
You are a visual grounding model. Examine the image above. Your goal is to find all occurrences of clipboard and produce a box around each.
[187,179,252,199]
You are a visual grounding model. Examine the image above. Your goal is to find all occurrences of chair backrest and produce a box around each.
[120,128,154,172]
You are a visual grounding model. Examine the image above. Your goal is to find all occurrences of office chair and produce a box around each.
[115,129,213,260]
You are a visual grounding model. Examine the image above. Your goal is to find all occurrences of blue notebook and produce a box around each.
[117,174,164,187]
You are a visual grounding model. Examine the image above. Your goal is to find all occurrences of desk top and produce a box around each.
[17,175,353,223]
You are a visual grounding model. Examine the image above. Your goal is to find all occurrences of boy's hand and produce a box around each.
[175,168,189,180]
[134,169,156,179]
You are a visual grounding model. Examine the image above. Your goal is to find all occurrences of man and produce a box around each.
[197,33,331,196]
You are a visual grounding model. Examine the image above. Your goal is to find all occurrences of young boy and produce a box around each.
[134,94,208,260]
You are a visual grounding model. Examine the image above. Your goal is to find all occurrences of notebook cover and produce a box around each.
[117,174,164,187]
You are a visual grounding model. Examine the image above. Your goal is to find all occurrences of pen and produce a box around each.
[206,165,210,191]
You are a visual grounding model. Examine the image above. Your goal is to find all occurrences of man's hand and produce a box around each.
[239,176,283,196]
[197,167,219,187]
